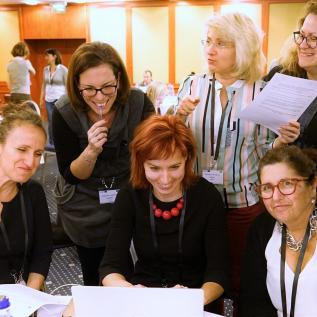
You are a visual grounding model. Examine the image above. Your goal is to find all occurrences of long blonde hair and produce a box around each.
[279,0,317,77]
[205,12,266,83]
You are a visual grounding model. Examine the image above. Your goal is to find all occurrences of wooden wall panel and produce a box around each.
[0,10,20,82]
[175,5,213,83]
[26,39,85,106]
[0,81,10,106]
[21,4,87,39]
[0,0,309,90]
[132,7,169,84]
[267,2,306,69]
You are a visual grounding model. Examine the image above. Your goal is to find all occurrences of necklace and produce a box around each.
[152,197,184,220]
[279,210,317,252]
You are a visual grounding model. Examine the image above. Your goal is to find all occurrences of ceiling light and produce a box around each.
[23,0,39,4]
[51,1,67,13]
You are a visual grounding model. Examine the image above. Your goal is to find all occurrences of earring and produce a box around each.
[312,198,316,205]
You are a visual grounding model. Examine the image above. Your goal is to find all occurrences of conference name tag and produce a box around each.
[99,189,119,204]
[202,169,224,185]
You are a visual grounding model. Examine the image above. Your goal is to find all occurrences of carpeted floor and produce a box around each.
[33,151,83,296]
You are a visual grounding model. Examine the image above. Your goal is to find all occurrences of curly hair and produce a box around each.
[0,103,46,144]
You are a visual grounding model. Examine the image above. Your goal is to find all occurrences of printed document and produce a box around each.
[238,73,317,134]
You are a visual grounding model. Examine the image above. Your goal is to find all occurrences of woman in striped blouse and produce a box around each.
[176,12,300,312]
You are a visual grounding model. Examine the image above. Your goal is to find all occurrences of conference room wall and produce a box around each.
[89,6,127,63]
[267,2,306,69]
[175,5,213,84]
[132,7,169,84]
[0,10,20,84]
[0,1,308,99]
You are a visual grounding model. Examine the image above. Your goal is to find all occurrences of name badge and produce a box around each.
[99,189,119,204]
[202,169,224,185]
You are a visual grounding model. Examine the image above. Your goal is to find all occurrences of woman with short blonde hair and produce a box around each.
[176,12,299,311]
[205,13,265,83]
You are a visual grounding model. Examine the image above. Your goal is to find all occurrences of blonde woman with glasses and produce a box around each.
[176,12,299,311]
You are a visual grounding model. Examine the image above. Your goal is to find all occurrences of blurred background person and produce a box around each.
[176,12,299,311]
[40,48,68,148]
[264,0,317,149]
[146,81,168,114]
[100,115,228,310]
[136,69,153,93]
[7,42,35,103]
[52,42,154,286]
[240,145,317,317]
[0,103,52,290]
[147,81,177,115]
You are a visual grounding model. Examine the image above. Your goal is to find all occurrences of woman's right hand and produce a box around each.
[87,119,108,155]
[176,96,200,117]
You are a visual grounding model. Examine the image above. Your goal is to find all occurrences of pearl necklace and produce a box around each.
[279,210,317,252]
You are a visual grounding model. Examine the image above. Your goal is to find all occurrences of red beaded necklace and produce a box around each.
[152,197,184,220]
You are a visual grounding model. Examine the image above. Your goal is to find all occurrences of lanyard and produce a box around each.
[209,74,229,162]
[148,191,187,287]
[0,187,28,283]
[280,222,310,317]
[101,177,115,189]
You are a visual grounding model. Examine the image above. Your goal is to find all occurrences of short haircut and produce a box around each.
[130,115,198,189]
[67,41,131,112]
[205,12,265,83]
[11,42,30,57]
[258,145,317,185]
[144,69,152,77]
[45,48,62,65]
[0,103,47,144]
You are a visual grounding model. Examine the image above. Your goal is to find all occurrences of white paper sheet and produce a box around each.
[238,73,317,134]
[0,284,71,317]
[72,285,205,317]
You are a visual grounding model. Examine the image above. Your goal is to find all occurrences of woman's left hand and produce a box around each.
[275,121,300,147]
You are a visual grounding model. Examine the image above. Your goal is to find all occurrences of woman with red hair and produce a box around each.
[99,115,228,307]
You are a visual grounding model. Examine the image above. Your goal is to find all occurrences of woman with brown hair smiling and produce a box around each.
[52,41,154,286]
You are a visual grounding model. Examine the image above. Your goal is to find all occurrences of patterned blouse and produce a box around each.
[177,74,275,208]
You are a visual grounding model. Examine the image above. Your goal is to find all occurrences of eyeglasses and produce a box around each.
[79,84,118,98]
[293,31,317,49]
[201,39,234,49]
[255,178,308,199]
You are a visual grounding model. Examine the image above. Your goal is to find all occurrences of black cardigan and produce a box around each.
[99,177,229,291]
[240,212,277,317]
[0,180,53,284]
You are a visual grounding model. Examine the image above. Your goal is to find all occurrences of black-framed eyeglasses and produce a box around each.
[293,31,317,49]
[79,84,118,98]
[255,178,309,199]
